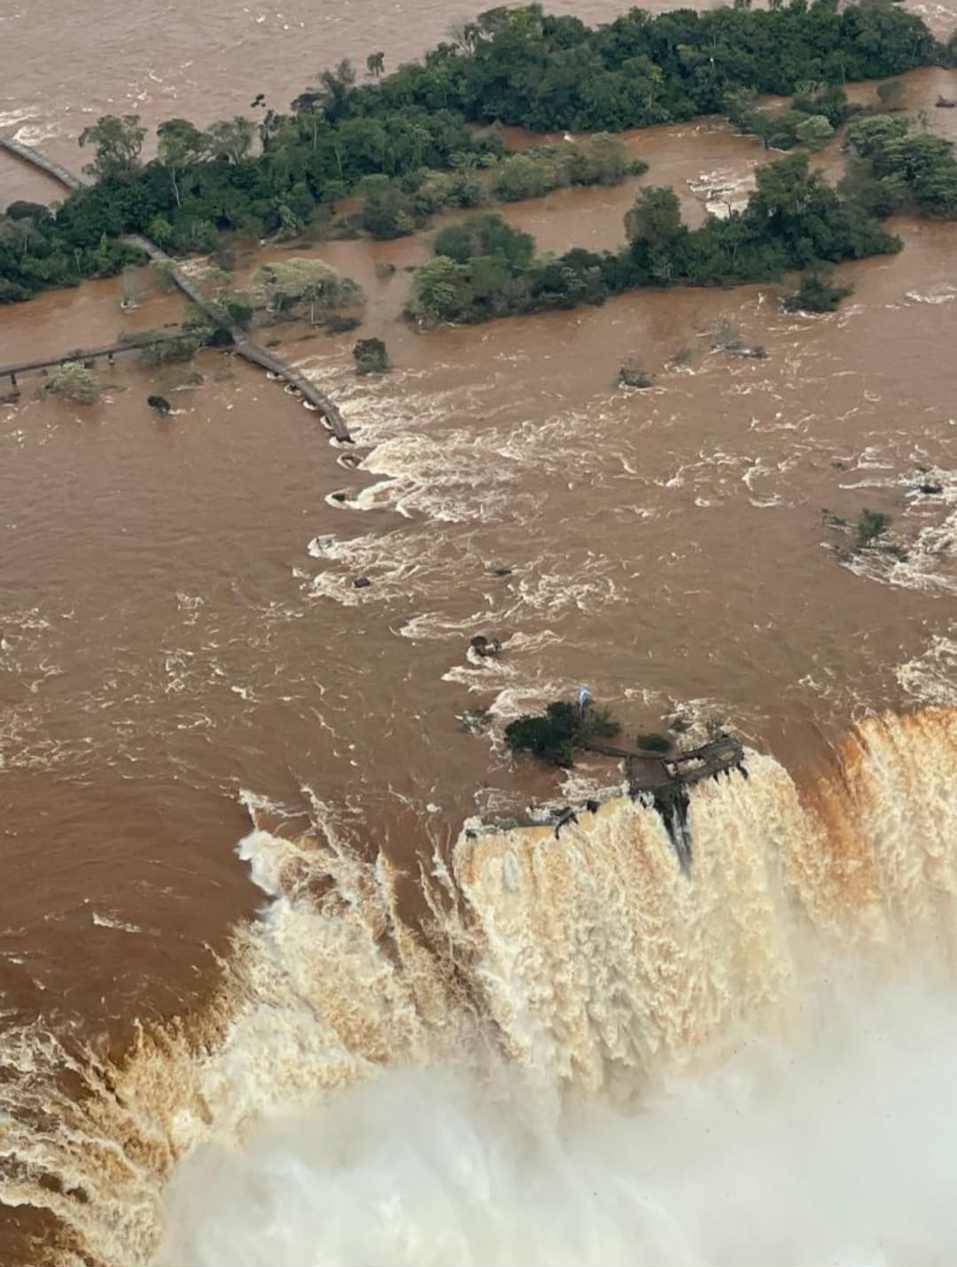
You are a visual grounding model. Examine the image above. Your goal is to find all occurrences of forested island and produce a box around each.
[2,0,956,314]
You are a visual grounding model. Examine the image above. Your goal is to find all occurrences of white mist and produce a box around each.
[154,976,957,1267]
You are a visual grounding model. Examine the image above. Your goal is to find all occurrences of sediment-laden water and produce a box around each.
[2,2,957,1262]
[4,711,957,1264]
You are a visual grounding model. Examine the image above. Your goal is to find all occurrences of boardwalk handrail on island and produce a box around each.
[0,136,353,442]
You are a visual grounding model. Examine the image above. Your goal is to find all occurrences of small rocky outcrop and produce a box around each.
[147,394,172,416]
[470,635,502,658]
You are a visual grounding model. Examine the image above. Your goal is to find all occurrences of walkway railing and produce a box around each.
[1,136,353,442]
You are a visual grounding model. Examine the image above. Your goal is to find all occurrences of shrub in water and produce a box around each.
[505,699,620,767]
[784,272,853,313]
[353,337,390,375]
[46,361,101,404]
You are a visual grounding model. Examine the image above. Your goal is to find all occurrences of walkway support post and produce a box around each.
[0,136,353,443]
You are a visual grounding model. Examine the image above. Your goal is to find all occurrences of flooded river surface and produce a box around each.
[2,3,957,1264]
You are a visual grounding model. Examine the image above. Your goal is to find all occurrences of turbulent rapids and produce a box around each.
[3,708,957,1265]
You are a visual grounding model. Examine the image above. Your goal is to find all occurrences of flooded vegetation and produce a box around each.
[2,2,957,1263]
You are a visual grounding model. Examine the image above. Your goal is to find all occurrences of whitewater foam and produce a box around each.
[4,711,957,1264]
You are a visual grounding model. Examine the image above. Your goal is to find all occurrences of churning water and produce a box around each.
[3,710,957,1265]
[3,2,957,1260]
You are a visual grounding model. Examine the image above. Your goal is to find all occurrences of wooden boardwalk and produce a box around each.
[0,135,86,191]
[121,232,353,442]
[1,137,353,442]
[585,734,746,793]
[1,335,190,385]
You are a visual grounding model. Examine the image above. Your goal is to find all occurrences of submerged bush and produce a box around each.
[46,361,101,404]
[857,508,891,546]
[618,358,654,388]
[254,259,364,323]
[353,337,390,374]
[783,272,853,313]
[138,333,203,365]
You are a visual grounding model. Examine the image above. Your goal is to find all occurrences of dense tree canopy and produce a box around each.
[1,0,947,304]
[351,0,940,132]
[844,113,957,217]
[725,82,852,150]
[408,153,900,326]
[505,699,620,766]
[253,258,364,322]
[78,114,146,180]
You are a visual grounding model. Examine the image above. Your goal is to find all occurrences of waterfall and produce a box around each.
[3,709,957,1266]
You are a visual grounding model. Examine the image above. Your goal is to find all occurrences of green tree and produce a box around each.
[795,115,835,150]
[846,114,957,217]
[138,332,202,365]
[78,114,146,180]
[492,153,554,201]
[624,186,684,249]
[299,59,357,123]
[46,361,101,404]
[724,87,760,133]
[353,337,390,374]
[204,117,255,164]
[783,272,853,312]
[433,213,534,269]
[845,114,911,160]
[356,174,415,238]
[572,133,632,185]
[253,258,363,322]
[409,255,473,324]
[157,118,207,207]
[0,216,38,259]
[504,699,620,767]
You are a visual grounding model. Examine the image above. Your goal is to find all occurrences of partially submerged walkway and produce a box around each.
[1,334,195,386]
[1,136,353,442]
[0,135,85,191]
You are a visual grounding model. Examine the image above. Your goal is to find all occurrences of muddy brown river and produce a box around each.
[2,4,957,1264]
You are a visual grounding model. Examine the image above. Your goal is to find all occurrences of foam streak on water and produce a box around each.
[2,710,957,1264]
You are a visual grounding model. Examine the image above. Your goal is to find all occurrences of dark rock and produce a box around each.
[918,481,944,495]
[585,799,600,814]
[553,807,579,839]
[488,564,513,577]
[353,576,371,589]
[325,315,361,335]
[470,635,502,658]
[147,394,172,416]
